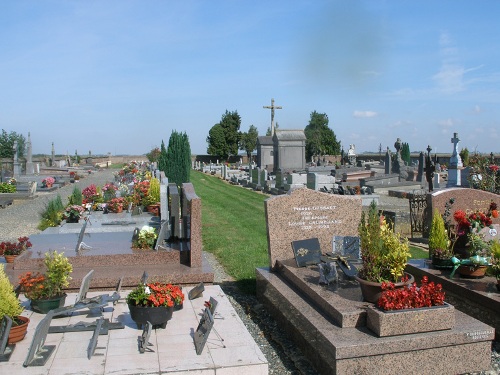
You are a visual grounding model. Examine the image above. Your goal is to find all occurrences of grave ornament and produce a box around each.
[291,238,322,267]
[193,307,215,355]
[139,322,154,353]
[23,311,56,367]
[318,262,338,285]
[188,282,204,300]
[0,316,13,362]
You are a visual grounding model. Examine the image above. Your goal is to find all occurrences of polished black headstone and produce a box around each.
[188,282,204,300]
[193,308,214,355]
[23,311,56,367]
[291,238,322,267]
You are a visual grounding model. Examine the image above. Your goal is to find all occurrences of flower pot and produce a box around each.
[431,256,454,269]
[8,316,30,344]
[4,254,18,263]
[30,294,67,314]
[366,303,455,337]
[128,304,174,329]
[355,273,415,303]
[66,217,80,223]
[174,302,183,311]
[457,264,488,279]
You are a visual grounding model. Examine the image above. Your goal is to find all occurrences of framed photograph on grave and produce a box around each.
[291,238,322,267]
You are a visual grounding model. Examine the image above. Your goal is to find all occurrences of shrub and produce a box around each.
[0,182,16,193]
[38,195,64,230]
[428,209,449,256]
[0,266,23,319]
[68,186,83,206]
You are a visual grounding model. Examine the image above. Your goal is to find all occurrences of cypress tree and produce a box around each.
[158,140,167,173]
[166,131,191,186]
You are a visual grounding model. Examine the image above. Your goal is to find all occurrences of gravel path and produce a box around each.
[1,171,498,374]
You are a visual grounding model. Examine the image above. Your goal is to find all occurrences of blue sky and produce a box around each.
[1,1,499,157]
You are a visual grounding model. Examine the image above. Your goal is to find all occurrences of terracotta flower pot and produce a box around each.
[4,254,18,263]
[8,316,30,344]
[457,265,487,279]
[355,273,415,303]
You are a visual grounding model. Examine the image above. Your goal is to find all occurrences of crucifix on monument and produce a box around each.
[263,98,282,136]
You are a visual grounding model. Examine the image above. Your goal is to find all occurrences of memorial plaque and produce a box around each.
[75,219,89,252]
[193,308,214,355]
[318,262,338,285]
[291,238,322,267]
[140,271,148,285]
[0,316,13,362]
[87,317,105,359]
[188,282,204,300]
[208,297,218,316]
[76,269,94,304]
[342,236,360,260]
[139,322,153,353]
[154,220,170,250]
[23,311,56,367]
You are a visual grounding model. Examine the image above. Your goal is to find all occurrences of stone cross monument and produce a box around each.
[25,132,34,175]
[263,98,282,136]
[447,132,463,187]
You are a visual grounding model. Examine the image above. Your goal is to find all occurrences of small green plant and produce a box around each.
[0,265,23,320]
[490,240,500,279]
[133,225,158,249]
[38,195,64,230]
[358,201,411,283]
[0,182,16,193]
[68,186,83,206]
[148,177,161,203]
[428,209,450,258]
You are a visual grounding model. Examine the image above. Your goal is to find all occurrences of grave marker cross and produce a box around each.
[263,98,282,136]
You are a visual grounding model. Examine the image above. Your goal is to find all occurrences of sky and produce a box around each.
[1,1,500,157]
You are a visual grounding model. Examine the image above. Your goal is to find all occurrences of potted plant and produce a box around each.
[0,266,29,343]
[490,240,500,291]
[62,204,85,223]
[107,197,126,213]
[132,225,158,249]
[1,236,32,263]
[356,201,413,303]
[366,276,454,337]
[428,209,453,268]
[18,251,73,313]
[41,176,55,188]
[126,281,182,329]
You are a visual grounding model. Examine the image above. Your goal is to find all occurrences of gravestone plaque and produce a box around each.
[188,282,204,300]
[318,262,338,285]
[87,317,105,359]
[208,296,218,316]
[154,220,169,250]
[265,188,362,268]
[0,316,13,362]
[75,219,89,253]
[23,311,56,367]
[193,307,214,355]
[341,236,360,260]
[140,271,148,284]
[139,322,154,353]
[291,238,322,267]
[76,269,94,304]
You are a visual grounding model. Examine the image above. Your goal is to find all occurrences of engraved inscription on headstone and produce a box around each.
[0,316,13,362]
[188,282,204,300]
[291,238,322,267]
[139,322,154,353]
[23,311,56,367]
[318,262,338,285]
[193,308,214,355]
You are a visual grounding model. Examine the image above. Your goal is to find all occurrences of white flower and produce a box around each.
[145,286,151,295]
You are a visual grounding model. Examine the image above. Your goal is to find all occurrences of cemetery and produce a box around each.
[0,129,499,374]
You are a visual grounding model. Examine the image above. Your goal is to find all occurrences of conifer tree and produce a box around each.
[401,142,411,166]
[158,140,167,172]
[166,131,191,187]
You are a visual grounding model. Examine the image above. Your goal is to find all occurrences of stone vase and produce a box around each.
[366,303,455,337]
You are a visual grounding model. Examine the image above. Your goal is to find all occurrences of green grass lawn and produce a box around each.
[191,170,429,294]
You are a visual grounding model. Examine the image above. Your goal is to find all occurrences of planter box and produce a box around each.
[366,303,455,337]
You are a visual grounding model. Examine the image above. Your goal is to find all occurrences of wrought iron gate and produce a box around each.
[409,189,428,237]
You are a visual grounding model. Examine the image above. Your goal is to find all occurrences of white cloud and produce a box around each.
[438,118,454,127]
[353,110,377,118]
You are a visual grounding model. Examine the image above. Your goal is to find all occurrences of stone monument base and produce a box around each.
[256,261,494,375]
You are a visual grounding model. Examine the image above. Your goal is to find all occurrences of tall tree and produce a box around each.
[146,146,161,163]
[166,131,191,186]
[304,111,340,161]
[239,125,258,160]
[158,140,167,172]
[206,110,241,160]
[0,130,26,158]
[401,142,411,165]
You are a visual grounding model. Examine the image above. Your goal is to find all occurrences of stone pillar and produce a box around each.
[51,142,55,167]
[384,149,391,174]
[13,140,21,177]
[417,152,424,182]
[447,132,463,187]
[25,132,34,175]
